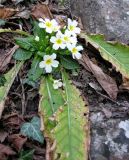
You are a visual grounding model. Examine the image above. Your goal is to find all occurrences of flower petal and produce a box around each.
[39,61,45,68]
[51,53,56,60]
[50,36,56,43]
[39,18,44,22]
[60,44,66,49]
[45,65,52,73]
[52,60,59,68]
[44,55,50,61]
[75,52,82,59]
[58,82,63,87]
[46,28,52,33]
[53,44,59,50]
[73,20,78,26]
[75,27,81,34]
[77,45,83,51]
[39,22,45,28]
[53,84,59,89]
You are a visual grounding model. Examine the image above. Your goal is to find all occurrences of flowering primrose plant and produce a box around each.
[13,18,83,87]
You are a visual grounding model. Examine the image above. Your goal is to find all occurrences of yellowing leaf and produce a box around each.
[39,73,89,160]
[0,62,23,118]
[53,71,89,160]
[39,76,65,138]
[80,33,129,78]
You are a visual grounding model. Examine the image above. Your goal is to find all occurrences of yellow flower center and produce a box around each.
[56,39,62,44]
[72,48,78,54]
[45,22,52,28]
[45,58,52,65]
[64,36,69,42]
[69,25,75,31]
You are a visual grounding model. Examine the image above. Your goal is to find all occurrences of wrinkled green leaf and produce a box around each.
[53,71,89,160]
[13,48,33,60]
[80,33,129,78]
[18,149,34,160]
[15,37,36,52]
[39,76,64,137]
[27,56,43,81]
[61,56,80,70]
[0,62,23,118]
[20,117,44,143]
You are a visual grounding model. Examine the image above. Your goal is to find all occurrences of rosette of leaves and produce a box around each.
[13,22,80,85]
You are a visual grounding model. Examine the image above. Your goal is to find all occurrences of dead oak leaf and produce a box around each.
[0,144,16,160]
[0,7,18,19]
[3,113,25,130]
[31,4,53,20]
[0,131,8,143]
[80,54,118,100]
[0,45,19,72]
[8,134,27,151]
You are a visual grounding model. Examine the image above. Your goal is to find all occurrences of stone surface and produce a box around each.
[70,0,129,43]
[73,68,129,160]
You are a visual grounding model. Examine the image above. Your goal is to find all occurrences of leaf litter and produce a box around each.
[0,0,129,160]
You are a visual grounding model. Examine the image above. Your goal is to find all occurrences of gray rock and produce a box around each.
[70,0,129,43]
[0,0,6,4]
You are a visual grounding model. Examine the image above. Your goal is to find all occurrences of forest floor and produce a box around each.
[0,0,129,160]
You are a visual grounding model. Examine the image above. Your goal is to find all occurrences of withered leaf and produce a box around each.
[0,144,16,160]
[8,134,27,151]
[0,7,18,19]
[0,131,8,143]
[80,54,118,100]
[0,45,19,72]
[31,4,53,20]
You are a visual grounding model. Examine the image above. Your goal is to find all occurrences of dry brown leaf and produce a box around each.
[80,54,118,100]
[8,134,27,151]
[54,14,66,28]
[0,45,19,72]
[15,9,30,19]
[31,4,53,20]
[0,144,16,160]
[119,77,129,90]
[0,7,18,19]
[3,114,25,130]
[0,131,8,143]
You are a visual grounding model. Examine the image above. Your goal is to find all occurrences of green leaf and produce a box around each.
[13,48,33,60]
[0,62,23,118]
[80,33,129,78]
[61,56,80,70]
[18,150,34,160]
[39,76,64,137]
[53,71,89,160]
[0,75,6,87]
[15,37,36,52]
[27,56,43,81]
[33,21,46,40]
[20,116,44,143]
[0,19,6,26]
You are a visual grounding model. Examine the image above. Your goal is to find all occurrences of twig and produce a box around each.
[46,138,51,160]
[20,78,26,116]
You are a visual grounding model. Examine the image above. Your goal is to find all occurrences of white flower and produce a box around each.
[35,36,39,41]
[67,18,81,35]
[50,31,66,50]
[39,53,59,73]
[53,79,63,89]
[39,18,59,33]
[62,30,77,47]
[68,44,83,59]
